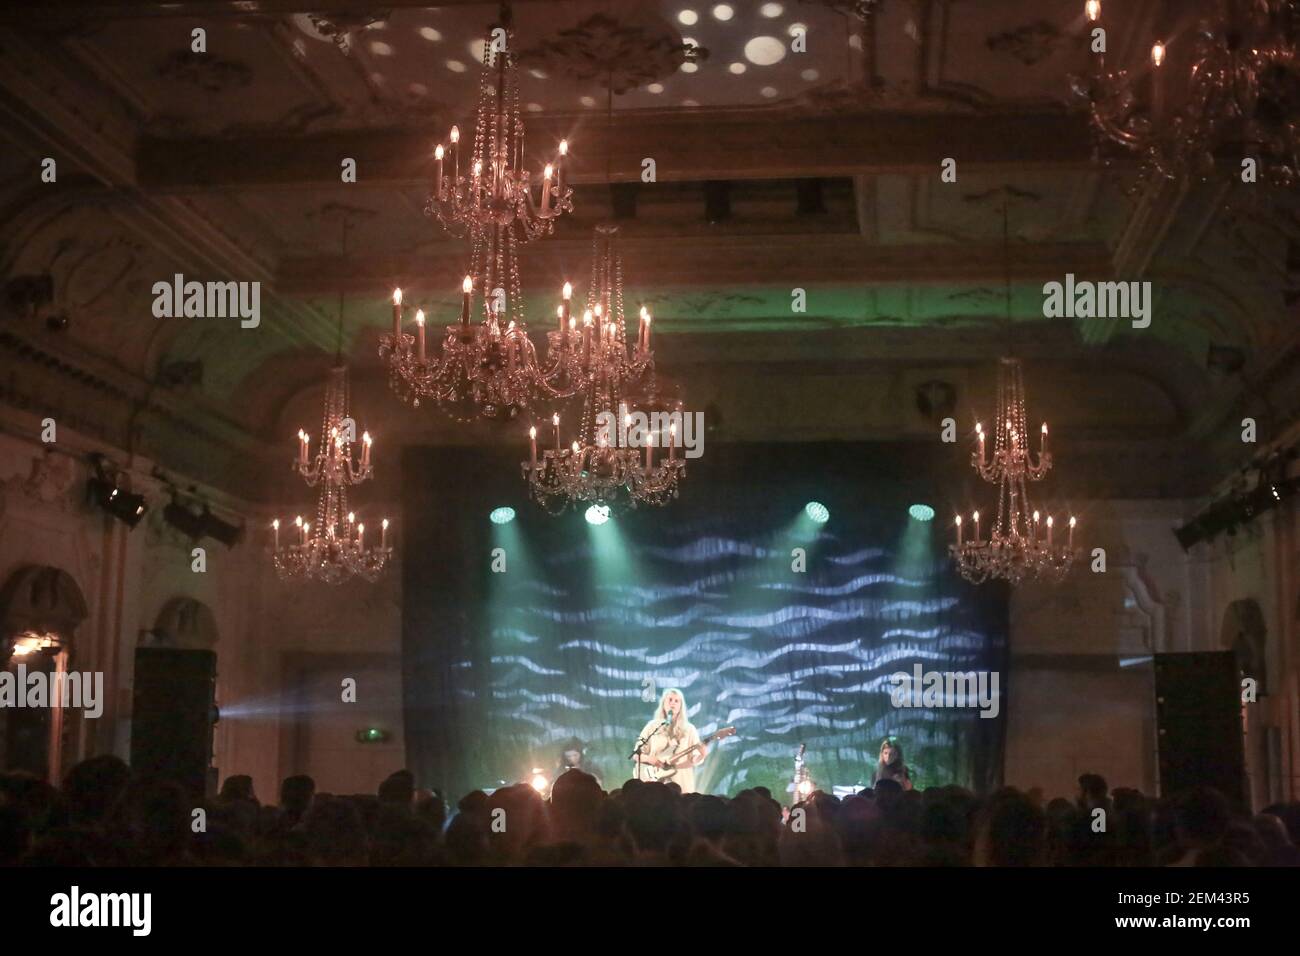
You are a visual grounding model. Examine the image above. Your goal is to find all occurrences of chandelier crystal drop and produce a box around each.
[950,358,1078,585]
[272,365,393,583]
[425,4,573,241]
[1075,0,1300,187]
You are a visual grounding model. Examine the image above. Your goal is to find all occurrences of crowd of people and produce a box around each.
[1,757,1298,866]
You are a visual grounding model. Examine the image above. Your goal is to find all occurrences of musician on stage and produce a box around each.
[874,736,913,791]
[556,735,601,787]
[632,688,708,793]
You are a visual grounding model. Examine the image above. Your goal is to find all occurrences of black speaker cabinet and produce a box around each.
[1153,651,1246,806]
[130,647,217,800]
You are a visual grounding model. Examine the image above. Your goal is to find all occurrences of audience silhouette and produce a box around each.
[0,761,1295,867]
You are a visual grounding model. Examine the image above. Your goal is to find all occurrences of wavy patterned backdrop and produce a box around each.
[403,444,1009,800]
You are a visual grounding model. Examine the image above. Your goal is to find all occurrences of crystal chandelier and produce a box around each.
[549,224,654,397]
[950,358,1078,585]
[1076,0,1300,187]
[379,228,568,420]
[950,203,1077,585]
[426,2,572,241]
[273,234,393,585]
[522,226,682,513]
[271,365,393,583]
[523,394,687,514]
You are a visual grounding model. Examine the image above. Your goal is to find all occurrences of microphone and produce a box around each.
[662,707,674,726]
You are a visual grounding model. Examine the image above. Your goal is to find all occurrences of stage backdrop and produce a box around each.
[403,442,1009,801]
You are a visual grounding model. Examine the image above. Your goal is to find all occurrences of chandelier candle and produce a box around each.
[561,281,571,333]
[1086,0,1104,72]
[415,310,426,363]
[1150,41,1165,124]
[460,276,472,329]
[392,289,402,338]
[529,426,537,468]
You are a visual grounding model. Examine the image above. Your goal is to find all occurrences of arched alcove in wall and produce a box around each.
[0,564,90,782]
[143,597,219,650]
[0,565,89,651]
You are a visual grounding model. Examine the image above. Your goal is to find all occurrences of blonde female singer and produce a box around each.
[632,688,708,793]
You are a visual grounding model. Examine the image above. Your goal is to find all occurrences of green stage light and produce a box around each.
[908,503,935,522]
[489,506,516,525]
[804,501,829,524]
[585,504,611,526]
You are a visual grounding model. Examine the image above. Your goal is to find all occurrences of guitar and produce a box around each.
[639,726,736,781]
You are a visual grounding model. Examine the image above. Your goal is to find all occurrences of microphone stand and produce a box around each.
[629,723,667,781]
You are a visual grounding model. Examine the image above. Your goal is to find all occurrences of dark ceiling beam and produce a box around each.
[0,0,566,23]
[275,237,1114,295]
[137,112,1095,190]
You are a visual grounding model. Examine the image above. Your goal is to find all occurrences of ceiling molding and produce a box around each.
[136,111,1097,190]
[276,237,1115,295]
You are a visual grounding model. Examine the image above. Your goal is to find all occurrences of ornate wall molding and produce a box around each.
[518,13,706,94]
[985,21,1061,67]
[156,50,253,94]
[2,450,77,512]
